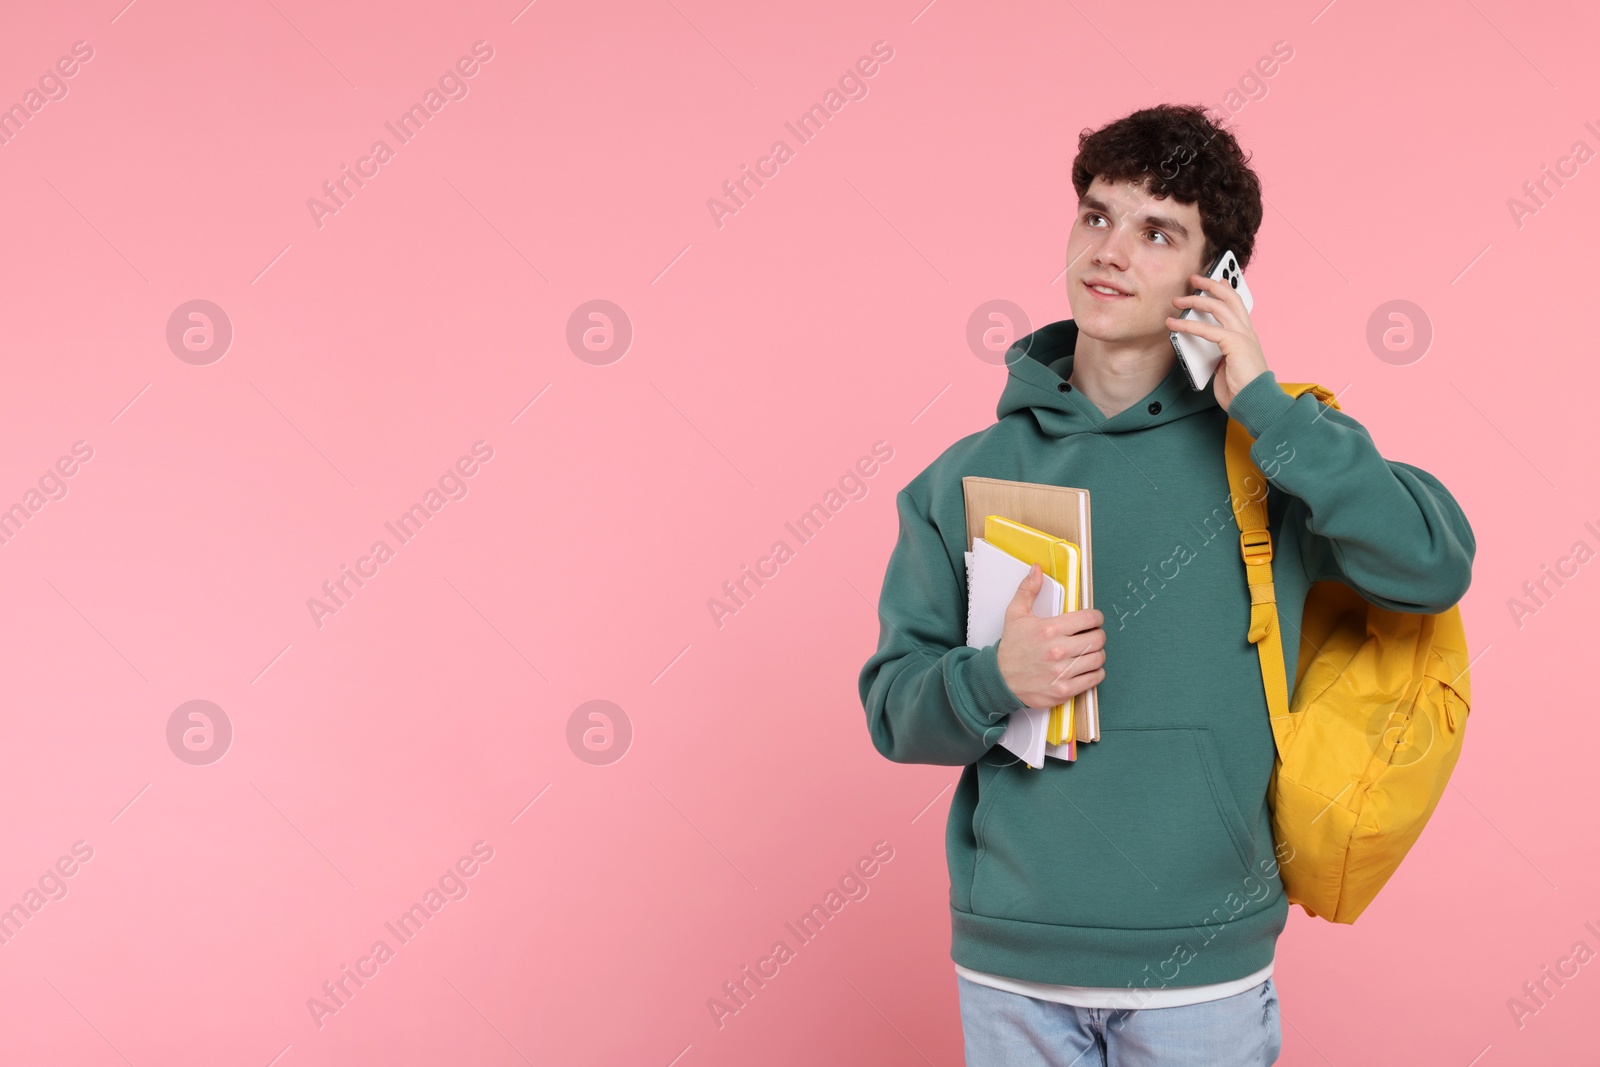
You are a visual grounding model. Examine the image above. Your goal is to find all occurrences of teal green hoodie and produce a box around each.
[858,318,1475,990]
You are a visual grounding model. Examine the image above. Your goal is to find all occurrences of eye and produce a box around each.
[1147,230,1170,245]
[1083,212,1105,227]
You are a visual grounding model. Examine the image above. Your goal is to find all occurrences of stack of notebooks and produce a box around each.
[961,476,1099,769]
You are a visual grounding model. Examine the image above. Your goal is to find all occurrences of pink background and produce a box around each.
[0,0,1595,1062]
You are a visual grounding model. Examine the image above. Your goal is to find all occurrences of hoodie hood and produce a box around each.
[997,318,1219,437]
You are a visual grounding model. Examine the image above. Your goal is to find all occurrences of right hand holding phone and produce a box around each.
[995,563,1106,709]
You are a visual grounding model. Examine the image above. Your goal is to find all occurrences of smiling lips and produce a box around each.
[1084,279,1132,301]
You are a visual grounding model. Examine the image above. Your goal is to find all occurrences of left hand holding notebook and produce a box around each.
[996,563,1107,711]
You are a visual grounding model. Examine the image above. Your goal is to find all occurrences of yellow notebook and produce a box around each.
[982,515,1081,745]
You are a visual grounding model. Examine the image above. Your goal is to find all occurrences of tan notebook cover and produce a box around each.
[961,476,1099,741]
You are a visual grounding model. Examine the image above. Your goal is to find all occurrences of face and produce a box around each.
[1065,175,1210,343]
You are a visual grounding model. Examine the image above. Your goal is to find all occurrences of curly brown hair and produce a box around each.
[1071,104,1264,272]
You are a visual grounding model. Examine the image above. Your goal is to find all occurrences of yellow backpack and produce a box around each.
[1224,382,1473,924]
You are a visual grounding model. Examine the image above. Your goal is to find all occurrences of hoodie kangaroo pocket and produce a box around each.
[970,726,1261,930]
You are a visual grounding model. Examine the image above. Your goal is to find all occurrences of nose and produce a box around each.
[1091,224,1133,272]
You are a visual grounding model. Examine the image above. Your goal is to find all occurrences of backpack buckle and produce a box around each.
[1240,529,1273,565]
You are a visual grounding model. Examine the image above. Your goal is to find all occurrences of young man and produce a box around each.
[857,104,1475,1066]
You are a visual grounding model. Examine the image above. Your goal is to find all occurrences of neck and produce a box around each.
[1068,329,1177,419]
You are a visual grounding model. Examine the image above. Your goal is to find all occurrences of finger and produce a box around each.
[1007,563,1043,614]
[1051,629,1106,662]
[1166,314,1229,344]
[1191,272,1243,306]
[1187,273,1246,322]
[1048,640,1105,675]
[1172,292,1242,332]
[1057,607,1104,634]
[1046,664,1107,701]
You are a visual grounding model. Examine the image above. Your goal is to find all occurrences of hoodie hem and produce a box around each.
[951,897,1287,990]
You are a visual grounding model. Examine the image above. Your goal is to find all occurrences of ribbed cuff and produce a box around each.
[963,641,1027,723]
[1228,370,1296,439]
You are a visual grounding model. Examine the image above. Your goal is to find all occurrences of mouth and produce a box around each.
[1083,279,1133,301]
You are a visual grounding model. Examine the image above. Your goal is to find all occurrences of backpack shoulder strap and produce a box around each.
[1224,381,1340,748]
[1280,381,1341,410]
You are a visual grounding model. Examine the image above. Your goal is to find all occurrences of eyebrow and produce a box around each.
[1078,195,1191,242]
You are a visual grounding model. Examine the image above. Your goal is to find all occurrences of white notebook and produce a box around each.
[964,537,1075,769]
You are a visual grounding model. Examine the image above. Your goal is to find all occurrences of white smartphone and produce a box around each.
[1170,249,1253,391]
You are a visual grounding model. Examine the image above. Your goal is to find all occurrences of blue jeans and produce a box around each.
[957,974,1282,1066]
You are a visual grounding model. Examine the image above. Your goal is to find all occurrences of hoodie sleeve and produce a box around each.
[1226,370,1476,614]
[858,489,1027,766]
